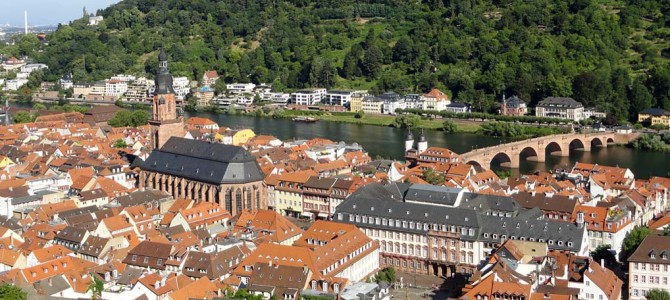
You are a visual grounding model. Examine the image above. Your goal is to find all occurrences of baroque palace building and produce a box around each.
[139,49,266,215]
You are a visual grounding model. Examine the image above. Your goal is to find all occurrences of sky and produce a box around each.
[0,0,121,27]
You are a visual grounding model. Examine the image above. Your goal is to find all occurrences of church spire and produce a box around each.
[155,48,175,95]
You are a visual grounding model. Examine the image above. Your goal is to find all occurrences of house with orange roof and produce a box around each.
[422,88,451,111]
[26,245,74,267]
[245,135,282,150]
[20,256,97,285]
[0,248,26,271]
[274,170,318,217]
[167,276,221,300]
[589,172,634,199]
[169,201,231,231]
[572,205,633,258]
[95,215,135,239]
[201,70,219,87]
[121,205,156,240]
[185,117,219,130]
[130,272,193,299]
[233,210,303,245]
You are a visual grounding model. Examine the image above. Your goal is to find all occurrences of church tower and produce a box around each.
[149,48,185,150]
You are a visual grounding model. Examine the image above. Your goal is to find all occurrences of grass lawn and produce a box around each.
[280,111,481,133]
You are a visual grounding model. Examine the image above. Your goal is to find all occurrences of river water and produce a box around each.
[9,101,669,178]
[186,112,670,179]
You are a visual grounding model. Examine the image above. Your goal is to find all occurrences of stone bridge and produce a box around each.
[460,132,639,169]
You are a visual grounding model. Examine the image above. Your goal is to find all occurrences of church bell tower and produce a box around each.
[149,48,185,150]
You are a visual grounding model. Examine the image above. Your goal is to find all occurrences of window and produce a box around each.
[634,275,638,283]
[157,259,163,265]
[132,255,137,261]
[144,257,149,263]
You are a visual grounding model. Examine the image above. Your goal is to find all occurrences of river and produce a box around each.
[186,112,670,179]
[8,102,669,178]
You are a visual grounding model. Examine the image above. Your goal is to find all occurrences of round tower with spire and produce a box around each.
[417,129,428,153]
[404,128,414,152]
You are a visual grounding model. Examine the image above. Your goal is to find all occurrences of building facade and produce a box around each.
[535,97,584,122]
[628,234,670,299]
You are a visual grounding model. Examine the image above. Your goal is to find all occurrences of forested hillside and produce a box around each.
[3,0,670,121]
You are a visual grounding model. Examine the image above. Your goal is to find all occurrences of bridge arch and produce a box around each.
[591,137,604,148]
[466,160,483,169]
[607,137,615,144]
[491,152,514,168]
[569,138,586,151]
[545,142,563,156]
[519,146,540,162]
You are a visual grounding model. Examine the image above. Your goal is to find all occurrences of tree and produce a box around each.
[591,245,617,267]
[86,274,104,300]
[361,45,383,78]
[620,226,652,262]
[442,119,457,133]
[630,79,654,120]
[107,110,149,127]
[375,266,396,284]
[32,102,47,110]
[12,111,34,124]
[393,115,421,129]
[0,283,26,300]
[213,78,227,95]
[646,289,670,300]
[423,168,445,185]
[354,110,365,119]
[113,139,128,148]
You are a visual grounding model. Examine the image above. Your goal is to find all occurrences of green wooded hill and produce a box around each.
[4,0,670,122]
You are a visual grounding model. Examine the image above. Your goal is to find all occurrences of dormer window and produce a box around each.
[650,251,656,259]
[662,251,668,260]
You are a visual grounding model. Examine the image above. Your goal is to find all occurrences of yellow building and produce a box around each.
[274,171,315,218]
[651,115,670,126]
[349,93,364,112]
[216,128,256,146]
[0,155,15,168]
[638,108,669,124]
[361,97,384,114]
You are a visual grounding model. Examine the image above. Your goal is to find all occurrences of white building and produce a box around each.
[89,16,104,26]
[59,74,73,90]
[535,97,585,122]
[20,63,48,74]
[226,83,256,94]
[4,79,29,91]
[291,88,327,106]
[110,74,137,82]
[445,102,471,113]
[325,90,354,106]
[628,234,670,299]
[105,79,129,97]
[566,259,623,300]
[172,76,191,100]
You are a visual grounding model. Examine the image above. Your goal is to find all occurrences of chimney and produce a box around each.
[154,281,160,290]
[268,260,272,267]
[601,258,605,268]
[24,11,28,34]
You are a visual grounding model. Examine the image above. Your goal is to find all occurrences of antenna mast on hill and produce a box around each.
[24,10,28,34]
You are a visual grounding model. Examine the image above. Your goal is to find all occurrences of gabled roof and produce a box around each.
[141,137,264,184]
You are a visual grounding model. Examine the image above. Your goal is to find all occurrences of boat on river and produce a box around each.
[292,116,319,123]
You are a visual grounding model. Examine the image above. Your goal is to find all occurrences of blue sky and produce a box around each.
[0,0,121,26]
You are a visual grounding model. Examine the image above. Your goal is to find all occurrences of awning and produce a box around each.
[318,213,329,218]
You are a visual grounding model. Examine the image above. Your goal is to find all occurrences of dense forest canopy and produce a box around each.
[2,0,670,122]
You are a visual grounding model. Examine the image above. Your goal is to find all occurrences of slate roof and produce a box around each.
[404,184,462,206]
[537,97,583,108]
[335,182,585,251]
[628,234,670,264]
[78,236,110,258]
[54,226,88,244]
[477,214,584,252]
[115,189,171,207]
[142,137,264,184]
[639,108,669,116]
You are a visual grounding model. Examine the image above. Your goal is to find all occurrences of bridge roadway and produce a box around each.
[459,132,639,169]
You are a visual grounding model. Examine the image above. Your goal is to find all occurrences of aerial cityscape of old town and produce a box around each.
[0,1,669,299]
